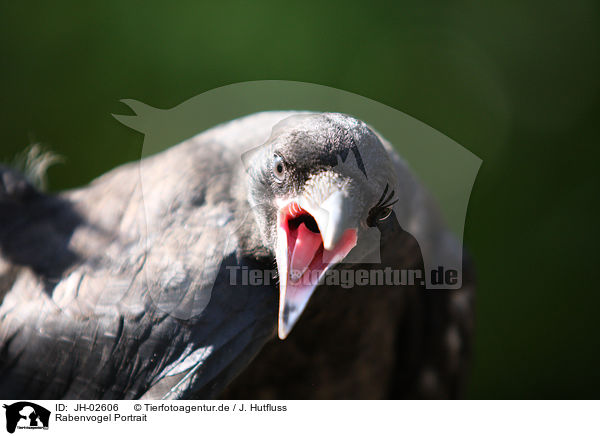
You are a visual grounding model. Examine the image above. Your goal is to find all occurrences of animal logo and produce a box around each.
[3,402,50,433]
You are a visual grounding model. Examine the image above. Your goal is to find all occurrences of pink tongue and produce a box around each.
[289,222,322,283]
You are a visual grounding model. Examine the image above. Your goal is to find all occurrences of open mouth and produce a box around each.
[281,202,357,284]
[284,203,325,284]
[276,200,357,338]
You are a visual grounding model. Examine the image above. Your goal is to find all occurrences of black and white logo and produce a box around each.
[3,402,50,433]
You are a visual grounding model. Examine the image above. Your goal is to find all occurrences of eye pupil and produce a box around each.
[273,155,285,181]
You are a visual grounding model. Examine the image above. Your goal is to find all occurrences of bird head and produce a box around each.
[244,113,398,339]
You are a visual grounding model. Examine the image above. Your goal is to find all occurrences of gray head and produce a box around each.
[244,113,399,338]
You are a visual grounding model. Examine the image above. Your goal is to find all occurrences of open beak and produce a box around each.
[275,189,358,339]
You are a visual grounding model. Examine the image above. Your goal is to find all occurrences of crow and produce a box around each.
[0,112,474,399]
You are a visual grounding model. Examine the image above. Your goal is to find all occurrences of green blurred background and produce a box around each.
[1,1,599,398]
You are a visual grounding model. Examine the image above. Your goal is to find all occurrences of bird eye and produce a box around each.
[272,155,286,182]
[367,207,393,227]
